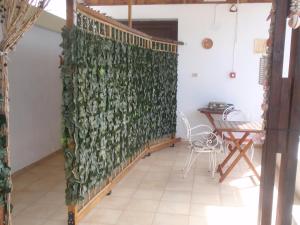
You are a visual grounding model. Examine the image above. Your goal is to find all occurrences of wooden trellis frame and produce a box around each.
[65,1,182,224]
[75,3,182,53]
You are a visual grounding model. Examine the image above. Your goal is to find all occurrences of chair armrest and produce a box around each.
[191,131,221,148]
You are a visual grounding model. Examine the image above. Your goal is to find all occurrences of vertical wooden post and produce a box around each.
[0,206,3,225]
[275,27,300,225]
[258,0,289,225]
[108,26,112,38]
[66,0,77,29]
[68,205,78,225]
[128,0,132,28]
[66,1,77,225]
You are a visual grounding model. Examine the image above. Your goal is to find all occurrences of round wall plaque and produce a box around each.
[202,38,213,49]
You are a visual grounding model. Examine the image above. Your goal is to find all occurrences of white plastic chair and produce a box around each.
[178,111,223,178]
[222,109,255,161]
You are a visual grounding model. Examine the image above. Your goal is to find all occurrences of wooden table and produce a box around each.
[198,107,226,130]
[215,120,263,183]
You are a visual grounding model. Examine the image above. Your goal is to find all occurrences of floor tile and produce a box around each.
[13,216,46,225]
[17,203,58,219]
[35,191,65,206]
[161,191,191,203]
[97,196,131,210]
[148,165,173,173]
[152,213,189,225]
[132,188,164,200]
[126,199,160,212]
[157,201,190,215]
[190,204,209,217]
[193,182,220,195]
[191,193,221,205]
[189,216,208,225]
[143,171,170,181]
[166,181,193,192]
[117,210,155,225]
[12,190,46,205]
[82,208,122,224]
[112,187,136,198]
[42,220,67,225]
[139,179,168,189]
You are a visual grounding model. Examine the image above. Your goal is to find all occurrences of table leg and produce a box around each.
[204,112,217,130]
[242,145,261,180]
[219,132,257,183]
[232,133,260,180]
[218,132,249,170]
[217,146,237,173]
[219,149,245,183]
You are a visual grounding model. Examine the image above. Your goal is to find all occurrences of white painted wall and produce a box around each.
[96,3,271,137]
[44,0,66,19]
[9,25,62,172]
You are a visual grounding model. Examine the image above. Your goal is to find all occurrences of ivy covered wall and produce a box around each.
[61,26,178,204]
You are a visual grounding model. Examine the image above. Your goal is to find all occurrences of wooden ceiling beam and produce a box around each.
[83,0,272,6]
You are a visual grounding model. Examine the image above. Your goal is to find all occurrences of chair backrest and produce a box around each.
[178,111,192,140]
[222,106,235,120]
[226,109,247,121]
[178,111,214,142]
[196,132,221,149]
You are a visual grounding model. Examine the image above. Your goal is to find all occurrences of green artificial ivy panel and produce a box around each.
[61,26,178,204]
[0,113,10,207]
[0,71,11,211]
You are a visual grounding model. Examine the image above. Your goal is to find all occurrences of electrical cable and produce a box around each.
[213,4,218,27]
[231,0,240,72]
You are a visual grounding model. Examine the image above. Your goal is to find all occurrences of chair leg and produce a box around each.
[211,151,217,178]
[214,152,217,177]
[210,152,214,177]
[183,146,193,172]
[183,148,195,178]
[218,146,223,164]
[208,152,212,172]
[219,144,225,162]
[224,143,228,154]
[215,151,219,175]
[250,144,255,162]
[184,150,201,178]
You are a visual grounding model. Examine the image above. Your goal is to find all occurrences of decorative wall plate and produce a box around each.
[230,4,238,13]
[202,38,213,49]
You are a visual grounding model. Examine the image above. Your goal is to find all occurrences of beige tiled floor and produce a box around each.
[12,143,262,225]
[293,197,300,225]
[12,152,67,225]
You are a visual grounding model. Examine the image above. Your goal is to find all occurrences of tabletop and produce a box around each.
[215,120,263,133]
[198,107,226,115]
